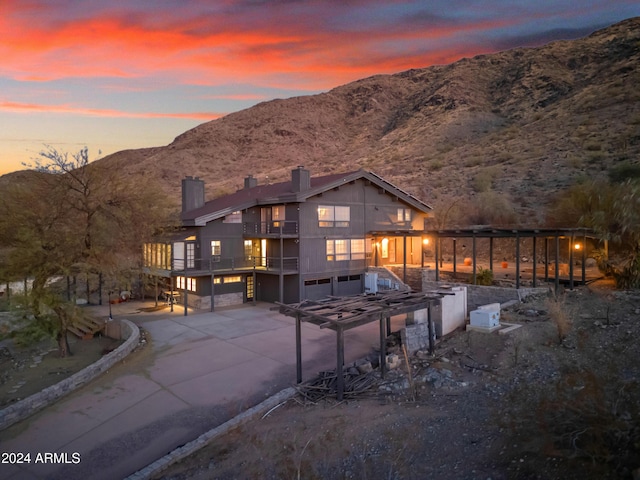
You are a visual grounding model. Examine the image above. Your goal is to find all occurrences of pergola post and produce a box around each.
[427,303,435,355]
[582,232,587,284]
[379,313,386,379]
[555,233,560,293]
[453,239,457,275]
[337,325,345,401]
[434,235,440,281]
[489,237,494,272]
[544,237,549,282]
[403,235,407,284]
[515,232,520,290]
[472,233,477,285]
[532,236,537,288]
[569,235,575,290]
[296,313,302,384]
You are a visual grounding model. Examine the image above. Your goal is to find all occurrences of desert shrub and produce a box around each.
[472,170,493,192]
[465,191,517,226]
[608,161,640,184]
[505,370,640,476]
[429,159,444,171]
[545,295,573,344]
[475,267,494,286]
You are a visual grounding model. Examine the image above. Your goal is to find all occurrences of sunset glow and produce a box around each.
[1,0,638,174]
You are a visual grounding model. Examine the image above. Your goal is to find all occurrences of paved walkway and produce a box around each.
[0,301,401,480]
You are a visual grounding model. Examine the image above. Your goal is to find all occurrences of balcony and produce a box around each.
[243,221,298,237]
[172,256,299,275]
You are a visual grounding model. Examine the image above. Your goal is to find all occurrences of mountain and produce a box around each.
[9,18,640,225]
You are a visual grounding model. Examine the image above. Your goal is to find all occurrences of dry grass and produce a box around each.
[545,295,573,344]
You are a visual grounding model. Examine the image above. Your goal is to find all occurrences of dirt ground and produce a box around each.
[157,280,640,480]
[0,333,123,408]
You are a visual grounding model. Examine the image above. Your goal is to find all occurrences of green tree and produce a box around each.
[548,179,640,288]
[0,147,169,356]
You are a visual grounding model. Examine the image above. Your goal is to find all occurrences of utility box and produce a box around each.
[470,303,500,328]
[364,272,378,294]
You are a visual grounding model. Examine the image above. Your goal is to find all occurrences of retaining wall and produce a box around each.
[0,318,140,431]
[422,271,549,310]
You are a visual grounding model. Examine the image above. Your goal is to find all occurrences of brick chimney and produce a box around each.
[182,176,205,212]
[291,166,310,193]
[244,174,258,189]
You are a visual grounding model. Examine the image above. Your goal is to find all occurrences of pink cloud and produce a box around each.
[0,101,222,120]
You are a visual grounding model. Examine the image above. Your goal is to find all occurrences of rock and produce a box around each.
[348,367,360,376]
[356,362,373,374]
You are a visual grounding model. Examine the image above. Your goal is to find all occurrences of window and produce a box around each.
[211,240,221,261]
[186,243,195,269]
[272,205,285,227]
[326,239,365,261]
[223,276,242,283]
[244,240,253,260]
[397,208,412,222]
[223,210,242,223]
[176,276,196,291]
[143,243,171,269]
[351,239,365,260]
[318,205,350,227]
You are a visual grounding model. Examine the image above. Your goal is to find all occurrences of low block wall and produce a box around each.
[0,318,140,432]
[422,274,549,311]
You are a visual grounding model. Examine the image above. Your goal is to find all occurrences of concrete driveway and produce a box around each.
[0,301,401,480]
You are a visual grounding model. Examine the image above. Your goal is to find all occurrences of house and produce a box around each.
[143,167,433,310]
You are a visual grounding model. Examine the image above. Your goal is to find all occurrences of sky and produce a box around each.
[1,1,639,175]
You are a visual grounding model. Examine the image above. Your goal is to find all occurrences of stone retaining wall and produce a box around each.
[0,318,140,432]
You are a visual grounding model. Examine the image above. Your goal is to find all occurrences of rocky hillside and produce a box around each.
[9,18,640,225]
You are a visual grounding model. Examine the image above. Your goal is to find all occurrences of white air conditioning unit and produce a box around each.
[364,272,378,294]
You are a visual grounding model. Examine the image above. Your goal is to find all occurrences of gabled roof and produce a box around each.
[181,169,432,227]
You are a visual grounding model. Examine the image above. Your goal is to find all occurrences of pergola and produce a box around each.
[424,227,601,291]
[277,290,447,401]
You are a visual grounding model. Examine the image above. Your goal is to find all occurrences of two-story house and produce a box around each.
[143,167,432,310]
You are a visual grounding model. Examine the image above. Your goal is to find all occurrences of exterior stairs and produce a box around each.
[68,316,105,340]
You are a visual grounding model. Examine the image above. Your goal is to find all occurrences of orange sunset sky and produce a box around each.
[1,0,639,175]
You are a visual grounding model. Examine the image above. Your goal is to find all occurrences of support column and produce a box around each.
[170,276,174,312]
[184,284,188,316]
[453,239,457,275]
[337,326,345,401]
[296,313,302,384]
[489,237,494,272]
[472,234,477,285]
[427,303,435,355]
[555,234,560,293]
[403,235,407,284]
[544,238,549,282]
[279,237,284,303]
[434,235,440,281]
[532,236,537,288]
[379,314,386,379]
[569,235,575,290]
[515,232,520,290]
[386,315,391,337]
[582,232,587,284]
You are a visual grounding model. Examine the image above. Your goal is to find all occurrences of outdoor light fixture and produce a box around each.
[574,243,582,250]
[423,238,430,245]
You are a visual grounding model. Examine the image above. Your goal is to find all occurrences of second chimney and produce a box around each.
[244,174,258,189]
[291,166,310,193]
[182,176,205,213]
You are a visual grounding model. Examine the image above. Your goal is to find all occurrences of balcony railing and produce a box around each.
[173,256,299,274]
[243,221,298,236]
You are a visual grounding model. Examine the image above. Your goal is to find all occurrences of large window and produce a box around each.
[326,239,365,261]
[318,205,350,227]
[143,243,171,269]
[176,276,196,292]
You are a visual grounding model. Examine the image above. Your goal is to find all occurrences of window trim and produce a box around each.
[318,205,350,227]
